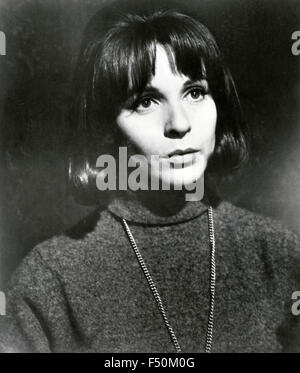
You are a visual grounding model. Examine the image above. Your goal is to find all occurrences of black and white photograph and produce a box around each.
[0,0,299,354]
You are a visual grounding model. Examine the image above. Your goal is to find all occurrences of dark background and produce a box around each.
[0,0,299,288]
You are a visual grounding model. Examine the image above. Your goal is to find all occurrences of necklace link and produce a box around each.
[121,206,216,353]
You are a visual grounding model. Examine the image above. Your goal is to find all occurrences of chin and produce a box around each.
[159,162,206,190]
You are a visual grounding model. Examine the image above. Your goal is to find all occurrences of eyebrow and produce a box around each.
[181,78,208,90]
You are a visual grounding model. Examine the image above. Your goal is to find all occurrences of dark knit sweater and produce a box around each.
[0,193,300,353]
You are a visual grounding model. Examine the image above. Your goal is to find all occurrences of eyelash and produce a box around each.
[185,86,208,101]
[130,97,157,112]
[131,85,209,112]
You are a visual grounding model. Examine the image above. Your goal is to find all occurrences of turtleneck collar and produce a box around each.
[106,189,213,226]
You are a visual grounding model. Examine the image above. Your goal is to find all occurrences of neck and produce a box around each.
[106,179,221,225]
[132,189,188,217]
[107,188,209,225]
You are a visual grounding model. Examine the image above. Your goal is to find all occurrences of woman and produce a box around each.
[0,0,299,353]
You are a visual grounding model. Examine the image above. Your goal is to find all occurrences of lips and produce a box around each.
[167,148,199,158]
[160,148,200,169]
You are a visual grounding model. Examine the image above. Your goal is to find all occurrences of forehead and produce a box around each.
[121,39,208,102]
[146,44,190,89]
[147,44,207,92]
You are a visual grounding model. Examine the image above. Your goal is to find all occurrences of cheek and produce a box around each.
[117,113,162,156]
[190,99,217,151]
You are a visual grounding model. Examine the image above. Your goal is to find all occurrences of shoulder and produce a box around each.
[214,200,299,242]
[213,200,300,272]
[7,207,117,290]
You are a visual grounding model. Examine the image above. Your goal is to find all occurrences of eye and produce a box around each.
[134,96,158,113]
[185,87,206,103]
[139,98,152,108]
[190,88,203,99]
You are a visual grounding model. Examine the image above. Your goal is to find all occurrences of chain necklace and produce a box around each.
[121,206,216,353]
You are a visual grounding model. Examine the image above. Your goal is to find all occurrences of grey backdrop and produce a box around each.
[0,0,299,288]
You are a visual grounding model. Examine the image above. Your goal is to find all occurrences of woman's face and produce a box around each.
[116,44,217,189]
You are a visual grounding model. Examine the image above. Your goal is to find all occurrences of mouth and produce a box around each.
[161,148,200,168]
[167,148,199,158]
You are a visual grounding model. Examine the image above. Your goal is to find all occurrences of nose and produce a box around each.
[164,104,191,139]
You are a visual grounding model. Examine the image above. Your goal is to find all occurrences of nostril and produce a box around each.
[165,128,187,139]
[164,107,191,138]
[164,123,191,139]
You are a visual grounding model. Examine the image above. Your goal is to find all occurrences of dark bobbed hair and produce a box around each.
[68,0,249,205]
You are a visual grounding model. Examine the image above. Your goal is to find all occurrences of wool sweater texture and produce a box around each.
[0,192,300,353]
